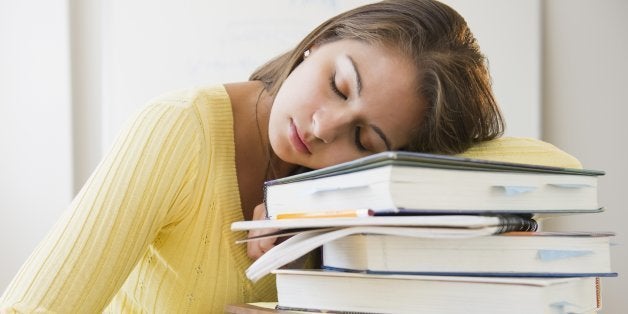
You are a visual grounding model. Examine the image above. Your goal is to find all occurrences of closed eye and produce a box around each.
[329,71,348,100]
[354,127,367,152]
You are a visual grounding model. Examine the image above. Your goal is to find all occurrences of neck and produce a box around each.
[226,80,300,219]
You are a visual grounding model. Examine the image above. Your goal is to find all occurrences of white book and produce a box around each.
[231,214,536,231]
[274,269,602,314]
[264,151,604,218]
[238,216,539,282]
[323,231,615,277]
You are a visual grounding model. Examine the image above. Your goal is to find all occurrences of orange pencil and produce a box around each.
[275,209,374,220]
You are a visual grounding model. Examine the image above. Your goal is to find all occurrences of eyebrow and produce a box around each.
[347,55,362,96]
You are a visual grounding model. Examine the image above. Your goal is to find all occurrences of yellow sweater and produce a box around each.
[457,136,582,169]
[0,85,275,313]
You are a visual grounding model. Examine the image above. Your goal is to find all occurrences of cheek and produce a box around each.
[281,61,329,102]
[273,75,324,124]
[273,79,307,116]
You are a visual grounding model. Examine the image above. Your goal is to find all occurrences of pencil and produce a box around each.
[275,209,374,220]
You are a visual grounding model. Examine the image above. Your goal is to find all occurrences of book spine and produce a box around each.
[275,304,373,314]
[595,277,602,311]
[263,183,270,219]
[494,215,538,233]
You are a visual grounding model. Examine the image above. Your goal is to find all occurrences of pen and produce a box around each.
[275,209,374,220]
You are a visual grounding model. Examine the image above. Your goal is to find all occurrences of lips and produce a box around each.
[289,119,312,154]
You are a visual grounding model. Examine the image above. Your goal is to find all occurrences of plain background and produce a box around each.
[0,0,625,312]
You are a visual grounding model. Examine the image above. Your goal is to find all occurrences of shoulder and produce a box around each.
[144,85,230,112]
[457,137,583,169]
[138,84,233,131]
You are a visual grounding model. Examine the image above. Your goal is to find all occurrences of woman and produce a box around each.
[1,0,576,312]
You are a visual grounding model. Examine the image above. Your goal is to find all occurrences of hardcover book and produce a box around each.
[238,217,539,282]
[263,151,604,218]
[322,231,615,277]
[274,269,602,314]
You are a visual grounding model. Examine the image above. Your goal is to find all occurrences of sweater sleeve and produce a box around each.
[0,98,203,313]
[457,137,583,169]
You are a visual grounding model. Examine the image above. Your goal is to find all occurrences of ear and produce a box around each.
[303,43,320,58]
[309,42,323,52]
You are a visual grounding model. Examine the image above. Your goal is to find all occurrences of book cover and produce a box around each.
[263,151,604,218]
[274,269,602,314]
[240,216,538,282]
[267,151,604,184]
[232,214,537,231]
[322,231,616,277]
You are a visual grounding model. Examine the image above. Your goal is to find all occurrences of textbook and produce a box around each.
[322,231,615,277]
[263,151,604,218]
[239,216,539,282]
[274,269,602,314]
[231,213,537,231]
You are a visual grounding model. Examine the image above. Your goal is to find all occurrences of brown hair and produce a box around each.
[250,0,504,154]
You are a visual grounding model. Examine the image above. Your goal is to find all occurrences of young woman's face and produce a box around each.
[269,39,424,169]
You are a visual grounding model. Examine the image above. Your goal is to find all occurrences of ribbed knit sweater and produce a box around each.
[0,85,275,313]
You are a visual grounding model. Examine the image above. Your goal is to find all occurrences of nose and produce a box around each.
[312,106,354,144]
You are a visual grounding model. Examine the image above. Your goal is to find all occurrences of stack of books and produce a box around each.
[232,151,616,314]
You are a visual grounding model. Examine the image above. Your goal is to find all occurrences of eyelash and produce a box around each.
[354,127,368,152]
[330,71,366,151]
[329,72,348,100]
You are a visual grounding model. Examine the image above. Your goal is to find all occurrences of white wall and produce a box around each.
[442,0,542,138]
[100,0,380,161]
[542,0,628,312]
[71,0,103,195]
[0,0,73,290]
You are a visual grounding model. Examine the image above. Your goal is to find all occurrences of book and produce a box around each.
[231,213,537,231]
[274,269,602,314]
[238,216,539,282]
[322,231,615,277]
[263,151,604,218]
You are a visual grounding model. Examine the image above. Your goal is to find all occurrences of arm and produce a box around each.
[458,137,583,168]
[0,100,202,313]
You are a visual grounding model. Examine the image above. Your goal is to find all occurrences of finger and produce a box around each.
[247,203,278,260]
[258,236,276,253]
[247,229,279,259]
[247,241,263,260]
[247,238,273,260]
[252,203,268,220]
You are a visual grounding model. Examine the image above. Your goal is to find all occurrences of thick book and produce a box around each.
[274,269,602,314]
[238,216,538,282]
[263,151,604,218]
[322,231,615,277]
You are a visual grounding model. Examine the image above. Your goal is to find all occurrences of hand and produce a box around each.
[247,203,279,260]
